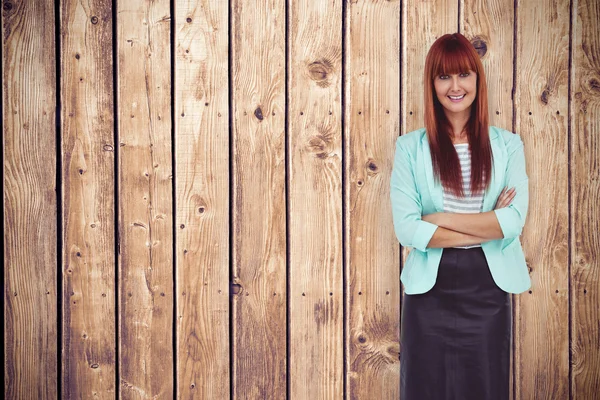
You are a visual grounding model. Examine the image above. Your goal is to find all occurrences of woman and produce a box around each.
[390,33,531,399]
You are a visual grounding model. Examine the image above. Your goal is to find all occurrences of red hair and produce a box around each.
[423,33,492,198]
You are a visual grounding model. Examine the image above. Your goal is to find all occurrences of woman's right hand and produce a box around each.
[494,186,515,210]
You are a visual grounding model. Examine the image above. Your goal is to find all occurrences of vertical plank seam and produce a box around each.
[228,0,235,398]
[54,0,63,396]
[341,0,348,399]
[112,0,120,395]
[567,0,574,398]
[170,0,177,396]
[0,0,4,390]
[285,0,291,398]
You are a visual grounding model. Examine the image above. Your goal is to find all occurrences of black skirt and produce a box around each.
[400,246,511,400]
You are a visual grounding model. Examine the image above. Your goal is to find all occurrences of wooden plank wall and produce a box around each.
[3,0,599,399]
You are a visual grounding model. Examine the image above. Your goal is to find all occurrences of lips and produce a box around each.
[448,94,466,102]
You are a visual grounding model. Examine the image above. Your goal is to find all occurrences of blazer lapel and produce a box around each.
[422,128,501,213]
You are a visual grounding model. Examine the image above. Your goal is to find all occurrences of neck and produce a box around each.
[444,110,470,140]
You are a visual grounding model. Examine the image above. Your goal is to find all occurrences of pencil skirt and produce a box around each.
[400,246,511,400]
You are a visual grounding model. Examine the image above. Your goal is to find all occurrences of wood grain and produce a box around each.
[117,1,174,397]
[570,0,600,397]
[345,1,401,398]
[231,0,287,398]
[2,0,58,397]
[60,0,116,397]
[460,1,515,398]
[514,0,570,398]
[174,0,230,398]
[288,0,344,398]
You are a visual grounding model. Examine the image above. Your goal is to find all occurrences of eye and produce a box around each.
[439,74,449,80]
[460,72,470,77]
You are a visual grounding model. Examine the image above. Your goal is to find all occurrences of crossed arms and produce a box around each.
[390,133,529,251]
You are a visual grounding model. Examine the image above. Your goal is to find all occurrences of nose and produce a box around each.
[451,76,460,91]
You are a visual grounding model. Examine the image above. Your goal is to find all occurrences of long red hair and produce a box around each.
[423,33,492,198]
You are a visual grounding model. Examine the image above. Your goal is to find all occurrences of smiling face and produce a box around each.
[433,70,477,117]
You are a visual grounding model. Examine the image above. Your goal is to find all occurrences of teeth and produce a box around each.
[449,94,465,99]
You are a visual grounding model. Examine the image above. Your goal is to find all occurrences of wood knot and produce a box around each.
[3,1,13,11]
[358,334,367,344]
[192,195,207,216]
[366,160,379,175]
[588,77,600,92]
[387,344,400,358]
[307,59,333,88]
[306,128,334,159]
[254,107,264,121]
[91,16,99,24]
[471,37,487,58]
[230,283,242,295]
[541,89,550,105]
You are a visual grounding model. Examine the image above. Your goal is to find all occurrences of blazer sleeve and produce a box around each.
[493,133,529,240]
[390,136,439,252]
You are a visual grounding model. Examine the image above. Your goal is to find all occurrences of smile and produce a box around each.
[448,94,466,102]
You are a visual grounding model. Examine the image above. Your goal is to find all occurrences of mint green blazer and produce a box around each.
[390,126,531,294]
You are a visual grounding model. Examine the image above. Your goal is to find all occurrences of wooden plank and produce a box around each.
[345,1,401,398]
[2,0,58,397]
[174,0,230,398]
[402,0,458,133]
[460,0,514,128]
[288,0,343,397]
[231,0,287,398]
[459,1,515,398]
[570,0,600,397]
[514,0,570,398]
[117,1,174,397]
[60,0,116,397]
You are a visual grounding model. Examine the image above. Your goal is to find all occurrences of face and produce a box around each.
[433,69,477,116]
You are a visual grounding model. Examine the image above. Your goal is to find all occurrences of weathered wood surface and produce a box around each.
[2,1,600,399]
[60,0,116,398]
[117,1,174,397]
[514,0,571,398]
[345,1,401,399]
[460,1,515,397]
[231,0,287,398]
[2,0,58,398]
[174,0,230,398]
[288,0,344,398]
[570,0,600,398]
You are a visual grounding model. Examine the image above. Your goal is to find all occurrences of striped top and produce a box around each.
[442,143,484,249]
